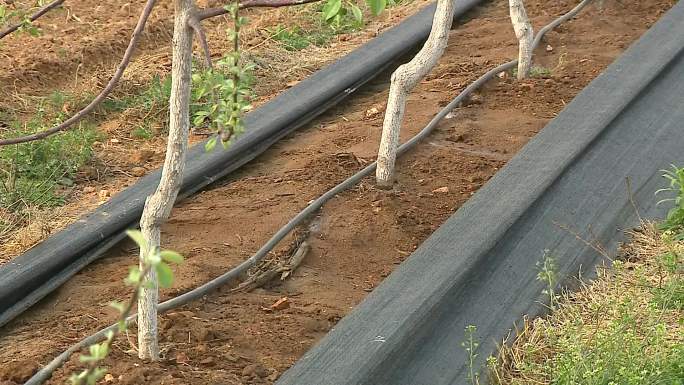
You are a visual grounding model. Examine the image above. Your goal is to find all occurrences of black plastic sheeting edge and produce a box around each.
[276,4,684,385]
[0,0,485,327]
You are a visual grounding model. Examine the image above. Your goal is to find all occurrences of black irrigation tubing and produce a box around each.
[24,1,593,383]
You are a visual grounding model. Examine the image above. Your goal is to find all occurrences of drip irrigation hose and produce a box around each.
[25,1,592,383]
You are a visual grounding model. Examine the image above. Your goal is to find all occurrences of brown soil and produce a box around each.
[0,0,675,384]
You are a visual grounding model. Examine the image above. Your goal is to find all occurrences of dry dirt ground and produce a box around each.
[0,0,676,384]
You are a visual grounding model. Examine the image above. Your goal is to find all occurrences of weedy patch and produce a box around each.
[488,166,684,385]
[490,225,684,385]
[269,25,334,51]
[0,111,99,210]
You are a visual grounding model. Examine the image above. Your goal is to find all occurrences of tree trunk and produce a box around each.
[375,0,455,188]
[137,0,194,360]
[509,0,533,80]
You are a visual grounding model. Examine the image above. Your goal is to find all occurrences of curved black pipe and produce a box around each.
[0,0,484,327]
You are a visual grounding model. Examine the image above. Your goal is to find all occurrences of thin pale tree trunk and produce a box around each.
[375,0,455,188]
[509,0,533,80]
[137,0,194,360]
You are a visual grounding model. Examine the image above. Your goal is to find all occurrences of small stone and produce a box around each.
[131,167,146,177]
[271,297,290,311]
[432,187,449,194]
[104,373,115,382]
[200,357,215,366]
[497,71,507,79]
[98,189,111,199]
[110,138,120,144]
[546,44,553,52]
[83,186,96,193]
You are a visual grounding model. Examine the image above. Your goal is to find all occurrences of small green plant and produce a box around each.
[69,230,183,385]
[193,3,255,152]
[657,165,684,238]
[0,2,45,37]
[462,325,481,385]
[131,125,154,140]
[536,250,558,309]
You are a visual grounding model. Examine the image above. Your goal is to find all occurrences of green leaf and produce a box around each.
[350,3,363,23]
[156,262,174,288]
[160,250,184,264]
[126,229,148,254]
[117,319,127,333]
[366,0,386,16]
[125,266,141,286]
[205,136,217,152]
[323,0,342,21]
[108,301,125,313]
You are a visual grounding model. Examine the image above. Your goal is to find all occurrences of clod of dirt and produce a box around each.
[242,363,269,378]
[130,167,146,177]
[302,318,329,333]
[175,351,190,364]
[131,150,155,164]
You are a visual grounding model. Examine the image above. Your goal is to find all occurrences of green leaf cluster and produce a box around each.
[657,165,684,239]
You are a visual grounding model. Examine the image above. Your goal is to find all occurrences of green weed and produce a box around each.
[536,251,559,309]
[462,325,482,385]
[657,165,684,238]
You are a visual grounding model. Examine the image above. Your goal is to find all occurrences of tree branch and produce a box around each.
[188,15,213,68]
[197,0,321,21]
[0,0,65,40]
[0,0,157,146]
